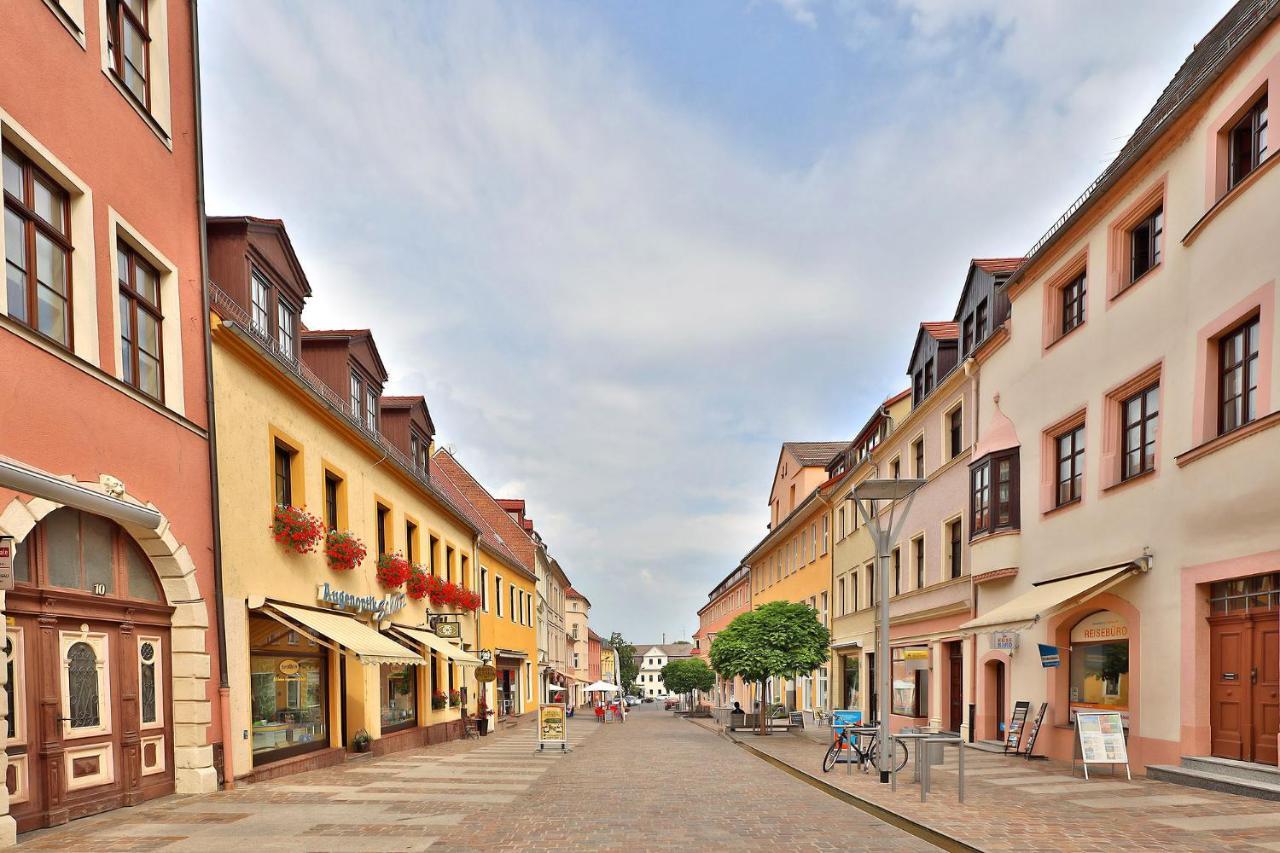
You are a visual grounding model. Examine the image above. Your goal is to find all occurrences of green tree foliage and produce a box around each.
[709,601,830,732]
[660,657,716,698]
[609,632,639,693]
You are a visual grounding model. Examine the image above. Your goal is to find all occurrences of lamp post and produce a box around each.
[851,477,926,783]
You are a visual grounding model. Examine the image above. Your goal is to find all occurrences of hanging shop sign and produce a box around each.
[316,583,406,619]
[1038,644,1061,667]
[991,632,1019,653]
[475,665,497,683]
[0,536,14,592]
[1075,711,1131,780]
[434,620,461,639]
[538,703,568,751]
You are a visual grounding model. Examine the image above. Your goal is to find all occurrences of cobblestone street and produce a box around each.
[15,706,926,852]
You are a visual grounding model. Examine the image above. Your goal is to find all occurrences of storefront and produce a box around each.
[249,613,330,764]
[1068,610,1129,721]
[494,650,527,717]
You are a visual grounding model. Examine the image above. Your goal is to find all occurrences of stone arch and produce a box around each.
[0,474,216,796]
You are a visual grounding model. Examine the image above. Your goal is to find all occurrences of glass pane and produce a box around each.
[124,65,146,102]
[125,541,161,601]
[80,513,115,594]
[36,282,68,343]
[35,233,66,295]
[120,295,134,383]
[135,262,158,305]
[44,509,81,588]
[12,537,29,582]
[5,210,26,322]
[251,654,327,756]
[123,0,146,18]
[381,664,417,729]
[67,641,101,728]
[140,655,157,724]
[123,20,146,75]
[1125,398,1141,426]
[32,178,64,233]
[137,310,159,356]
[1146,386,1159,413]
[138,351,161,399]
[1247,322,1260,356]
[2,154,21,199]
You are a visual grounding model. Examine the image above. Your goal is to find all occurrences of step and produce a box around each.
[970,740,1009,754]
[1146,764,1280,801]
[1180,755,1280,786]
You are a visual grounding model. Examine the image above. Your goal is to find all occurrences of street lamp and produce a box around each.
[851,477,926,783]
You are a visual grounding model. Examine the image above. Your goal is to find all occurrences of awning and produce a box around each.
[960,563,1139,634]
[390,625,482,666]
[262,602,425,666]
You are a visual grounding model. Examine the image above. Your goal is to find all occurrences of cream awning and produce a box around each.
[264,603,425,666]
[960,563,1138,634]
[391,626,482,666]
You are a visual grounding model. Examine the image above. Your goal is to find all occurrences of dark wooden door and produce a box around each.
[948,646,963,732]
[993,662,1006,740]
[1252,613,1279,766]
[1210,615,1250,760]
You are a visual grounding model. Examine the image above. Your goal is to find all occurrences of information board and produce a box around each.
[1004,700,1030,754]
[538,703,568,751]
[1075,711,1130,780]
[1023,702,1048,759]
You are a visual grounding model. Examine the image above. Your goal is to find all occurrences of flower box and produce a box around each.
[375,552,411,588]
[271,505,324,554]
[324,530,367,572]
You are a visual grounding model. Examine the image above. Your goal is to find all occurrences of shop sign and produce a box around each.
[478,649,493,663]
[434,621,461,639]
[475,664,497,683]
[991,632,1019,652]
[1038,644,1062,668]
[902,647,929,672]
[278,659,300,676]
[538,703,567,748]
[316,583,406,619]
[0,536,14,592]
[1070,610,1128,643]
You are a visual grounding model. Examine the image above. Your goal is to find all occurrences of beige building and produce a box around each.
[566,588,591,706]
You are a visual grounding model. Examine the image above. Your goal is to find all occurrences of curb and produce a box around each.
[684,717,981,853]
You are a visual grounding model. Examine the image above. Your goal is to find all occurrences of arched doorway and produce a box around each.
[4,508,175,831]
[984,659,1006,740]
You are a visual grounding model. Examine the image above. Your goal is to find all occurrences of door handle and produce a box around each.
[1251,667,1258,685]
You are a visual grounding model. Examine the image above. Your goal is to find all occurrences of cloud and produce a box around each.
[198,0,1233,641]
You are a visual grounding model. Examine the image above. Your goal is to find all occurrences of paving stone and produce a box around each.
[1067,794,1213,809]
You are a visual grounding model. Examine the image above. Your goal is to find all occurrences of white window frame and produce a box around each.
[96,0,175,146]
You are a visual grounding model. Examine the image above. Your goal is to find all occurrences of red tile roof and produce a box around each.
[432,451,537,578]
[429,462,531,580]
[921,321,960,340]
[972,257,1024,275]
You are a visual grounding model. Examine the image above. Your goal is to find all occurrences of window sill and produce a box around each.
[1175,411,1280,467]
[1183,151,1279,247]
[1044,322,1086,354]
[1043,497,1081,518]
[102,68,173,151]
[1102,468,1157,495]
[1109,264,1163,307]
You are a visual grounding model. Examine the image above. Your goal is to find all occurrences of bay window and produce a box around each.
[970,450,1019,538]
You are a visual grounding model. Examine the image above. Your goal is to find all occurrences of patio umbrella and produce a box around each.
[583,680,621,693]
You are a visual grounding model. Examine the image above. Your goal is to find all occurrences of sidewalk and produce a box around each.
[706,720,1280,852]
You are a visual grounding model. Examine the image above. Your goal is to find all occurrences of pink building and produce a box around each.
[966,1,1280,777]
[695,564,752,707]
[0,0,220,839]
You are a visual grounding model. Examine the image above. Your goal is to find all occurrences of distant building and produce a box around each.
[633,642,694,698]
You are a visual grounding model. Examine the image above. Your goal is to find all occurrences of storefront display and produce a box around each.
[891,646,930,717]
[841,654,859,709]
[1069,611,1129,719]
[249,613,328,764]
[380,664,418,732]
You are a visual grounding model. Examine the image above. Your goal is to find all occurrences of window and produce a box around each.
[117,242,162,400]
[948,406,963,459]
[913,438,925,479]
[405,520,418,563]
[1219,316,1260,435]
[892,547,901,596]
[445,545,454,583]
[838,506,847,539]
[273,442,293,507]
[923,358,935,396]
[480,567,489,611]
[375,504,390,556]
[913,536,924,589]
[1229,94,1268,189]
[4,147,71,347]
[837,577,846,616]
[913,370,925,406]
[429,535,439,576]
[365,388,378,432]
[891,458,900,479]
[947,518,963,579]
[410,430,429,475]
[276,300,297,359]
[1055,425,1085,506]
[106,0,150,106]
[1129,207,1163,284]
[251,271,270,335]
[1062,272,1086,335]
[975,299,988,341]
[891,646,929,717]
[867,564,875,605]
[349,371,362,419]
[970,450,1019,537]
[962,315,975,356]
[811,523,817,561]
[1121,384,1159,480]
[851,570,860,612]
[821,515,829,555]
[323,471,339,530]
[25,508,161,601]
[510,586,517,623]
[495,576,504,617]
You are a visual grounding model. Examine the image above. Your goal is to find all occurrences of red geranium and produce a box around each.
[324,530,367,572]
[424,576,482,612]
[270,505,324,554]
[405,566,430,600]
[375,552,411,588]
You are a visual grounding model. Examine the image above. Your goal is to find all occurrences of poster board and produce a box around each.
[1004,700,1030,754]
[538,703,568,751]
[1075,711,1130,780]
[1023,702,1048,760]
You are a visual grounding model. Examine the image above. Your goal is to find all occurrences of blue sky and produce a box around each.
[198,0,1232,642]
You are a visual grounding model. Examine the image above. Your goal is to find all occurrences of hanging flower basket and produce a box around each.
[405,566,430,600]
[270,505,324,554]
[375,552,411,588]
[324,530,367,572]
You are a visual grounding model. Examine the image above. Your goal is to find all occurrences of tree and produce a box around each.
[609,632,638,695]
[709,601,830,735]
[660,658,716,712]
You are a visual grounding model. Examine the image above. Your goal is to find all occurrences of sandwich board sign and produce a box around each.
[1075,711,1130,780]
[538,703,568,752]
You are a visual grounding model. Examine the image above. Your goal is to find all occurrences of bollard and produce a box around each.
[958,739,966,803]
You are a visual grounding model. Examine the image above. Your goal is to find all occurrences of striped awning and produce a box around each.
[390,625,482,666]
[261,602,425,666]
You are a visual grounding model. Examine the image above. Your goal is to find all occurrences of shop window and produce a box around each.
[381,664,417,733]
[249,613,327,764]
[1069,611,1129,720]
[891,646,928,718]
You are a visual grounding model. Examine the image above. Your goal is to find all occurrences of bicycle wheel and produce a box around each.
[868,737,909,773]
[822,738,842,773]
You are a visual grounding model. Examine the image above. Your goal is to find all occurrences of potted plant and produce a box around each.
[475,700,494,735]
[352,729,372,753]
[405,566,429,600]
[448,689,461,707]
[324,530,367,572]
[375,552,411,588]
[431,691,447,711]
[270,505,324,554]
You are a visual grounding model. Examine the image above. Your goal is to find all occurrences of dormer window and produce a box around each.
[250,271,270,335]
[975,299,988,341]
[410,430,429,474]
[349,371,362,418]
[364,388,377,432]
[962,315,974,356]
[276,301,297,359]
[923,358,935,396]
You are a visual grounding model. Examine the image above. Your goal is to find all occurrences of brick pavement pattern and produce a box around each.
[14,706,927,851]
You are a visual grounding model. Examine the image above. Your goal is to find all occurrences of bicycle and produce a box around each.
[822,726,908,774]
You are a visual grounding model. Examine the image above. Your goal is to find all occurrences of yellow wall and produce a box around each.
[213,322,480,777]
[476,544,539,714]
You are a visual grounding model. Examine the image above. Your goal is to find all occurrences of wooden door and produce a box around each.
[1252,613,1279,766]
[1211,615,1251,760]
[948,646,963,732]
[993,662,1006,740]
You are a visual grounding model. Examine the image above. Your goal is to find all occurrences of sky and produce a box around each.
[199,0,1234,643]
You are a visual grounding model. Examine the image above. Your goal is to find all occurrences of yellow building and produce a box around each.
[432,451,540,718]
[208,217,483,782]
[745,443,843,714]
